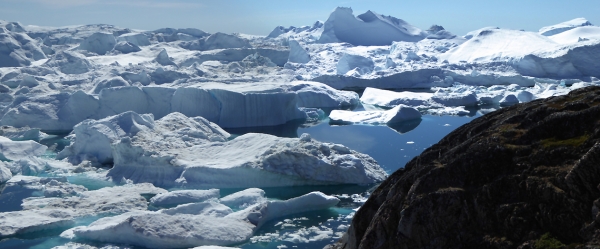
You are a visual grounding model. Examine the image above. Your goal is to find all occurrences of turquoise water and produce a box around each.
[225,114,481,249]
[0,113,480,249]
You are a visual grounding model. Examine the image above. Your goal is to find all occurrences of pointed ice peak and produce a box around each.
[288,39,310,64]
[539,17,593,36]
[155,49,176,66]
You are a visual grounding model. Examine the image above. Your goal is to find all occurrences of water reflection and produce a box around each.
[387,118,422,134]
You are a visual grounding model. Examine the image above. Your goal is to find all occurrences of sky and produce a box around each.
[2,0,600,36]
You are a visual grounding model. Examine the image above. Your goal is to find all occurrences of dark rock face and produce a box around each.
[335,86,600,249]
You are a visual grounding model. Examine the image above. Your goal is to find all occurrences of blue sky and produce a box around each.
[2,0,599,36]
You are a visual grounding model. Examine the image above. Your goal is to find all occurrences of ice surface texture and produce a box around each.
[318,7,425,45]
[1,81,358,131]
[70,191,339,248]
[59,111,386,187]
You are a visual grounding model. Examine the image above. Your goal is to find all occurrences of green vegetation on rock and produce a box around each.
[541,134,589,149]
[535,233,565,249]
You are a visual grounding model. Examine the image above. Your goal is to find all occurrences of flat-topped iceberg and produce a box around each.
[150,189,220,207]
[0,182,165,237]
[60,111,386,187]
[69,191,339,248]
[539,17,593,36]
[1,81,357,131]
[329,105,421,125]
[0,136,47,161]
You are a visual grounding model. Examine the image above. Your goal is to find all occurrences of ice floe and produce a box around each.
[329,105,421,125]
[68,191,339,248]
[57,111,385,187]
[150,189,220,207]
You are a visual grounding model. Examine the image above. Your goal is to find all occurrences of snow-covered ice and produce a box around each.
[58,111,386,187]
[150,189,220,207]
[539,18,593,36]
[329,105,421,125]
[69,191,339,248]
[318,7,425,45]
[0,136,47,161]
[0,8,599,249]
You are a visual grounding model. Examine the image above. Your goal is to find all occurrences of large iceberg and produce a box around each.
[0,81,357,131]
[59,111,386,187]
[0,21,46,67]
[0,136,47,161]
[329,105,421,125]
[78,32,116,55]
[69,191,339,248]
[318,7,425,45]
[0,182,165,237]
[539,18,593,36]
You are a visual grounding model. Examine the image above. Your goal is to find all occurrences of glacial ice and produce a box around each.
[58,111,385,187]
[57,111,155,164]
[150,189,220,207]
[43,50,93,74]
[20,183,166,215]
[116,32,151,46]
[287,39,311,63]
[113,41,141,54]
[70,191,339,248]
[329,105,421,125]
[0,125,47,141]
[219,188,266,209]
[0,180,164,237]
[0,136,47,161]
[0,21,46,67]
[78,32,116,55]
[0,10,598,249]
[318,7,425,45]
[0,163,10,184]
[539,18,593,36]
[547,26,600,44]
[0,80,357,131]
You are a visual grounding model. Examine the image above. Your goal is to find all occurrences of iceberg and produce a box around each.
[0,22,46,67]
[150,189,220,207]
[360,87,432,108]
[329,105,421,125]
[0,182,164,238]
[0,209,75,237]
[1,81,356,131]
[0,136,47,161]
[539,18,593,36]
[59,111,385,187]
[318,7,425,45]
[57,111,155,164]
[109,129,386,188]
[0,125,47,141]
[116,32,151,46]
[70,191,339,248]
[547,26,600,44]
[219,188,266,209]
[113,41,141,54]
[287,39,311,63]
[0,163,10,184]
[78,32,116,55]
[20,183,166,215]
[43,50,93,74]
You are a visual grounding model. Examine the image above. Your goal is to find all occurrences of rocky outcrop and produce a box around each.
[334,86,600,249]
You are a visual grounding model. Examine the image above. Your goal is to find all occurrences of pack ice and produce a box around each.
[0,6,598,249]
